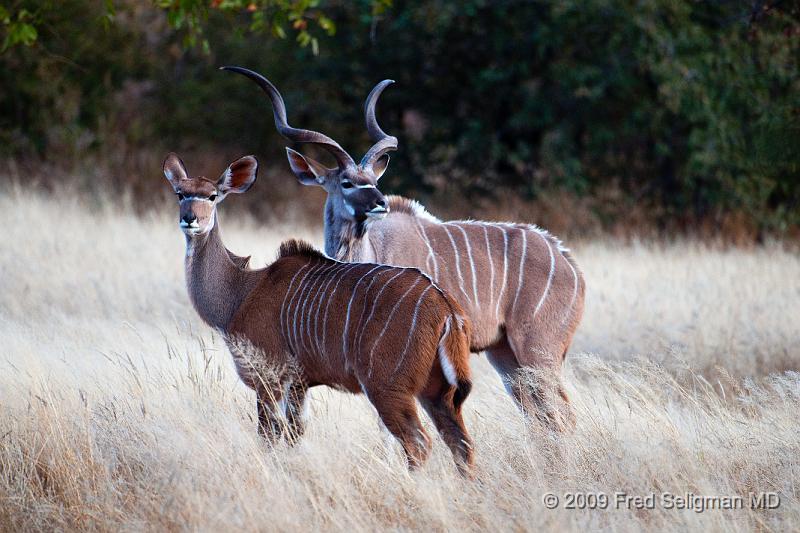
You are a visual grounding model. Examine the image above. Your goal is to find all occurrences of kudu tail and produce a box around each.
[437,311,473,410]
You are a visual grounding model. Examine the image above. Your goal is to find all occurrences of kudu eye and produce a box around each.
[176,192,185,201]
[341,180,354,190]
[209,193,218,202]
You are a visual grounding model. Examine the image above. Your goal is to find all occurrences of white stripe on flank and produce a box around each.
[298,263,331,353]
[495,225,509,318]
[534,233,555,317]
[293,265,320,354]
[453,224,479,307]
[292,263,324,354]
[347,266,391,356]
[342,265,384,363]
[367,279,422,378]
[355,269,406,353]
[321,263,362,357]
[392,285,433,374]
[283,263,317,352]
[561,254,579,326]
[510,228,528,314]
[294,264,322,356]
[301,263,338,357]
[417,221,439,280]
[442,224,472,303]
[482,225,495,317]
[312,264,345,357]
[279,262,311,346]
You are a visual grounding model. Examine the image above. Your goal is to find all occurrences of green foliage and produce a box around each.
[154,0,341,54]
[0,0,391,54]
[0,0,797,235]
[0,5,39,51]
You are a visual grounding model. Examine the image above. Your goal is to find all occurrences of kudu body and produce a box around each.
[224,67,584,431]
[163,153,474,472]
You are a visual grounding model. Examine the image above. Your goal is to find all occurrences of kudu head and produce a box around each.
[163,152,258,236]
[221,67,394,223]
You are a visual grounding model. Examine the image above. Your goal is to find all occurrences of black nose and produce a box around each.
[375,197,387,208]
[181,213,197,224]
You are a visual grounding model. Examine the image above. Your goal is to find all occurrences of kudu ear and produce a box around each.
[218,155,258,197]
[163,152,188,189]
[286,147,329,187]
[371,154,390,180]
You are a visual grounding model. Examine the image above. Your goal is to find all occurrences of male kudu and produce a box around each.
[224,67,585,432]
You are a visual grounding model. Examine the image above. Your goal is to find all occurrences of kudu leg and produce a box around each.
[256,394,284,443]
[419,391,474,476]
[256,380,309,444]
[487,340,576,433]
[284,382,308,444]
[510,370,575,433]
[369,391,431,470]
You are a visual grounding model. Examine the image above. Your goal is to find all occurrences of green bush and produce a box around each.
[1,0,798,235]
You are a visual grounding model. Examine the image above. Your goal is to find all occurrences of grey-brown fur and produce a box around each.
[337,196,585,430]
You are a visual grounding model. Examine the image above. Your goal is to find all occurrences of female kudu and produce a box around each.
[223,67,585,432]
[163,152,474,472]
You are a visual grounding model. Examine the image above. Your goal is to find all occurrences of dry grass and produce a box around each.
[1,187,799,532]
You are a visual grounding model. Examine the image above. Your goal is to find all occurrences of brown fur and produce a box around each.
[164,154,475,474]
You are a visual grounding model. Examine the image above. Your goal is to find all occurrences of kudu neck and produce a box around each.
[184,218,260,331]
[324,197,373,261]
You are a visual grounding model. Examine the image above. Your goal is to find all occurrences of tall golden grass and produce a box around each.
[1,188,798,531]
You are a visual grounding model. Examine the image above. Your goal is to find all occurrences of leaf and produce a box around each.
[318,15,335,35]
[10,22,38,47]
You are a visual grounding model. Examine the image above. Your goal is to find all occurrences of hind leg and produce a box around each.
[256,379,308,444]
[419,375,474,476]
[486,337,575,432]
[367,390,431,470]
[284,382,308,444]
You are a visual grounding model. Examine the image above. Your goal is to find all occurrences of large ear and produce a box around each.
[286,147,329,186]
[371,154,390,180]
[218,155,258,197]
[163,152,188,189]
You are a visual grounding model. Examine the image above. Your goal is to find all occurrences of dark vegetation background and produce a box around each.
[1,0,798,240]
